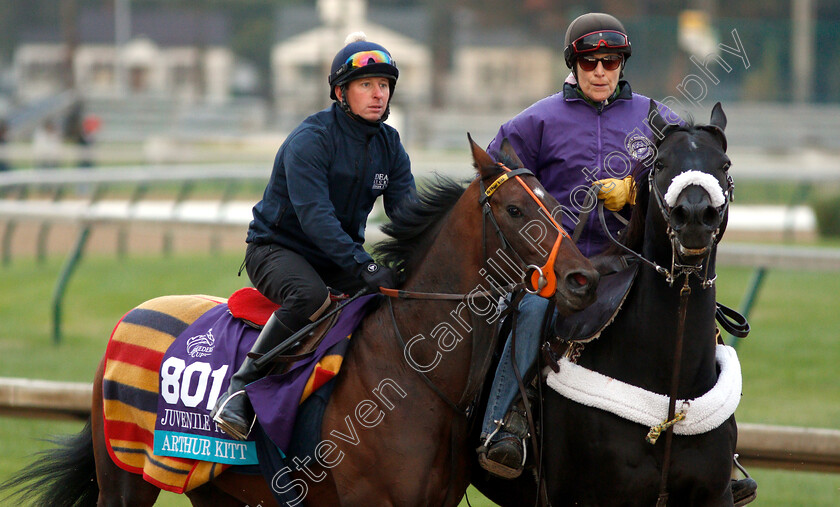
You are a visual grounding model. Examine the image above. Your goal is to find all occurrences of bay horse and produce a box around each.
[472,102,741,506]
[1,137,598,506]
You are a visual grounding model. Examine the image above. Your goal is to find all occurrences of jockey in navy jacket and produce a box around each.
[211,33,416,442]
[247,101,414,274]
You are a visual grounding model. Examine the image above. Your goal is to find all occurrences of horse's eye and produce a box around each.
[722,161,731,172]
[654,160,665,170]
[507,205,523,218]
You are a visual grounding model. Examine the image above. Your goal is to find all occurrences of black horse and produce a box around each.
[473,102,745,506]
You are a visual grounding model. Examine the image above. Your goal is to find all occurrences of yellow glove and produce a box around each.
[594,176,636,211]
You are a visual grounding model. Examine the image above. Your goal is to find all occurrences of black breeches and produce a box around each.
[244,243,365,322]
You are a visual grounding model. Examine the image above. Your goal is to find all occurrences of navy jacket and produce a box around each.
[247,103,415,273]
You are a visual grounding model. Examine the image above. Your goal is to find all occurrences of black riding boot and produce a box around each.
[477,391,534,479]
[211,312,305,440]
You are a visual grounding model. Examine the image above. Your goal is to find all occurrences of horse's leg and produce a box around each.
[210,471,281,506]
[91,356,162,507]
[310,324,464,506]
[185,482,248,506]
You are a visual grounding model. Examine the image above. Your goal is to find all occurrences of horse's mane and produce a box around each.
[373,175,467,278]
[607,118,704,253]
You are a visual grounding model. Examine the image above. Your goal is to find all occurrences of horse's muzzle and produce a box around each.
[555,268,599,312]
[670,187,721,258]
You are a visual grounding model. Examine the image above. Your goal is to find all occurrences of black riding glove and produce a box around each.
[358,262,397,291]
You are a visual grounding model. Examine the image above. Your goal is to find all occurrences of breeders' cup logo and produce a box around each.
[626,133,655,163]
[372,173,388,190]
[186,328,215,358]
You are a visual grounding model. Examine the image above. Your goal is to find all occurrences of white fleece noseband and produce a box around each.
[546,344,741,436]
[663,170,725,208]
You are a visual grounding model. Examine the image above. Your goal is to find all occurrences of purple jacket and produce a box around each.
[489,81,679,257]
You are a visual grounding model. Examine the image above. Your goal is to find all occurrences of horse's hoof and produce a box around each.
[477,434,524,479]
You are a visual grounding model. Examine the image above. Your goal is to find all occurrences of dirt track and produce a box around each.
[1,215,816,263]
[2,221,248,260]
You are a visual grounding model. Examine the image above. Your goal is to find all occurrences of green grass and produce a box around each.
[1,251,839,505]
[716,267,840,428]
[0,254,247,381]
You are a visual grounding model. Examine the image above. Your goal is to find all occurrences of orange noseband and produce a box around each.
[483,164,570,297]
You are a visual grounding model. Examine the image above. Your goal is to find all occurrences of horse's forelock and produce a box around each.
[655,122,693,148]
[491,150,523,171]
[474,161,506,183]
[613,120,727,254]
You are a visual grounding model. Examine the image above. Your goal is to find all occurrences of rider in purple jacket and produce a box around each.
[487,71,671,258]
[478,11,675,476]
[478,15,757,505]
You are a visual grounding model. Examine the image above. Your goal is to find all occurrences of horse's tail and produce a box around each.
[0,418,99,507]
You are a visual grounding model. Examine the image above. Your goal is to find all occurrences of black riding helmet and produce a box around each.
[328,32,399,122]
[563,13,632,71]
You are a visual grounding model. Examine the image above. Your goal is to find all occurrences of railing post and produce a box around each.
[52,225,91,345]
[2,220,16,267]
[211,179,240,253]
[118,183,149,259]
[36,185,67,264]
[2,185,29,266]
[163,180,195,256]
[728,266,767,348]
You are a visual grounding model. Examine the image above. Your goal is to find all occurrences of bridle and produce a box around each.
[379,163,572,507]
[596,131,733,506]
[380,162,572,301]
[601,146,733,289]
[649,160,734,288]
[479,163,571,297]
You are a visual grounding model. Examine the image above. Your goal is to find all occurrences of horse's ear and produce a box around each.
[468,133,496,177]
[710,102,727,131]
[499,138,524,169]
[705,102,728,151]
[647,99,670,141]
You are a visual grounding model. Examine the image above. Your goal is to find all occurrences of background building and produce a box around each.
[15,6,233,104]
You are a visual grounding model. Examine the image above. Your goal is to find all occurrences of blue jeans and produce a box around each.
[481,293,555,438]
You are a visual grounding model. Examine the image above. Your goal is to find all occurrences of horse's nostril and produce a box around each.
[702,205,719,228]
[571,272,588,287]
[566,270,598,292]
[671,205,690,230]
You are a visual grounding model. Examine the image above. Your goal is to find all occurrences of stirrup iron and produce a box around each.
[212,390,256,441]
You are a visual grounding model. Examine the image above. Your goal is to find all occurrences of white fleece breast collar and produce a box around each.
[546,344,741,435]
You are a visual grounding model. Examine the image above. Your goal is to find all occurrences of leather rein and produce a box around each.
[379,163,570,414]
[378,164,569,507]
[593,162,734,506]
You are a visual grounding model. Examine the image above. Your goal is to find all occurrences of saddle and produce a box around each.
[545,255,750,366]
[555,257,640,344]
[227,287,347,367]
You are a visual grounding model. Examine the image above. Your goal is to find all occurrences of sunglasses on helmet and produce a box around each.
[344,50,394,69]
[571,30,629,54]
[577,55,623,72]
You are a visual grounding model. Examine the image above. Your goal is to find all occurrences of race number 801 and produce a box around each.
[160,357,229,410]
